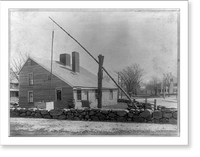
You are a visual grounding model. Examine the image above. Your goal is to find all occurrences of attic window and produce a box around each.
[27,60,31,66]
[28,73,33,85]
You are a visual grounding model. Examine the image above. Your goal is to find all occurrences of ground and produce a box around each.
[10,118,178,136]
[103,95,178,109]
[10,95,178,137]
[135,95,177,108]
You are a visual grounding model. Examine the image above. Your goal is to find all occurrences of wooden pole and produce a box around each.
[120,75,123,99]
[48,17,138,109]
[154,99,156,110]
[98,55,104,108]
[49,30,54,102]
[145,98,147,105]
[117,72,119,99]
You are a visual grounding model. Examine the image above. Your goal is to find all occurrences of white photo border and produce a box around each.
[0,1,188,145]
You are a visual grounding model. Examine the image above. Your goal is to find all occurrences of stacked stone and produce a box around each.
[10,107,177,124]
[152,108,177,124]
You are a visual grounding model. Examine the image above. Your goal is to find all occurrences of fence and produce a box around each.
[10,107,177,124]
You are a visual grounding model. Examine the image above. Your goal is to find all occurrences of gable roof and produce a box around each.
[29,56,117,89]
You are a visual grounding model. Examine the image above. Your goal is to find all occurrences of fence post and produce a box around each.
[154,99,157,110]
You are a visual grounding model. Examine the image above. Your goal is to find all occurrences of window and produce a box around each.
[109,89,113,100]
[173,83,177,86]
[77,90,82,100]
[28,91,33,103]
[95,89,98,99]
[28,73,33,85]
[56,88,62,101]
[27,60,31,66]
[84,91,89,101]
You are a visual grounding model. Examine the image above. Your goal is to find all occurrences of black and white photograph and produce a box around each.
[8,8,181,137]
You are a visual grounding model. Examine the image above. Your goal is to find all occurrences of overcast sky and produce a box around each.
[10,9,179,82]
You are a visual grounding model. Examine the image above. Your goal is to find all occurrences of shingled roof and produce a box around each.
[29,56,117,89]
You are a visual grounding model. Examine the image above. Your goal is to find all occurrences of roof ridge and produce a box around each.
[28,56,117,89]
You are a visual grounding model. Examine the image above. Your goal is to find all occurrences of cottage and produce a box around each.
[18,51,118,109]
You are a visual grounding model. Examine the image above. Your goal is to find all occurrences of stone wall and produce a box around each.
[10,107,177,124]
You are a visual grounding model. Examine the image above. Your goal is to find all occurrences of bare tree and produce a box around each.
[10,51,30,81]
[163,73,171,97]
[118,64,144,97]
[145,82,154,95]
[146,76,160,95]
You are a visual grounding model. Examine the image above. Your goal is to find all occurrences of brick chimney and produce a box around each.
[60,53,71,66]
[72,51,80,73]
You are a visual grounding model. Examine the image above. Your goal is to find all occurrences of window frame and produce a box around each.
[85,91,89,101]
[55,87,62,101]
[28,91,33,103]
[28,73,34,85]
[77,90,82,101]
[27,59,32,66]
[109,89,113,100]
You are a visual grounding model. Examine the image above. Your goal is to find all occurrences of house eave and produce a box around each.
[73,86,118,90]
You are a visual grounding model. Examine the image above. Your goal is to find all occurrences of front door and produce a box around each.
[84,91,89,101]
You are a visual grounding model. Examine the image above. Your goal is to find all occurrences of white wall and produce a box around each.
[73,90,82,108]
[102,89,118,107]
[73,89,118,108]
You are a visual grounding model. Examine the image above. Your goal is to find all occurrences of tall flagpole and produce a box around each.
[49,30,54,101]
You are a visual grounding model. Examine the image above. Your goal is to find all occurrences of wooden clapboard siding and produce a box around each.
[19,59,73,109]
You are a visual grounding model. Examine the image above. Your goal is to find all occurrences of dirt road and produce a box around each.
[10,118,178,136]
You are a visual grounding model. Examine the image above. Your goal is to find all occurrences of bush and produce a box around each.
[67,99,75,109]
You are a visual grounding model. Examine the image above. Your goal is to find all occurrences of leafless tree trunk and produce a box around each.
[152,76,160,95]
[117,64,144,97]
[146,76,160,95]
[163,73,171,97]
[10,51,30,81]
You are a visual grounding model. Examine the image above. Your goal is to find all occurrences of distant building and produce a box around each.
[159,73,178,95]
[18,52,118,109]
[10,70,19,104]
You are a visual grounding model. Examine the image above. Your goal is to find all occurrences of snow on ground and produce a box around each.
[10,118,178,136]
[135,96,178,108]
